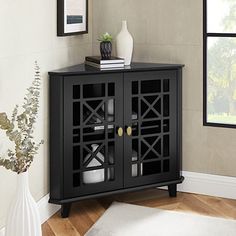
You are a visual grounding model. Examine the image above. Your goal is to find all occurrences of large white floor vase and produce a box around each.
[116,20,133,66]
[5,171,42,236]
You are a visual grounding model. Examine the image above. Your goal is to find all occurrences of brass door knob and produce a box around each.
[117,127,123,137]
[126,126,132,136]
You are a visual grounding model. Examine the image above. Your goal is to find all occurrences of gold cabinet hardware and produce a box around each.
[126,126,132,136]
[117,127,123,137]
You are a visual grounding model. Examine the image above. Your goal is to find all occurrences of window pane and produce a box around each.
[207,0,236,33]
[207,37,236,124]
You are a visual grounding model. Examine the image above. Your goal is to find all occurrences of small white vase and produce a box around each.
[107,99,114,115]
[101,99,114,116]
[5,171,42,236]
[116,20,134,66]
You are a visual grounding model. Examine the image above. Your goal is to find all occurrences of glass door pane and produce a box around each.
[124,71,177,188]
[64,74,123,198]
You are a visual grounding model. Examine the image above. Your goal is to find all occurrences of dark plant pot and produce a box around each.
[100,41,112,59]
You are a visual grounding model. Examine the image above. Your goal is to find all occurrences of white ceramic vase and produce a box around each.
[5,171,42,236]
[83,144,105,184]
[116,20,133,66]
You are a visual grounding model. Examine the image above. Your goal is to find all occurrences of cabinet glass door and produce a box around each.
[63,73,123,198]
[124,71,178,188]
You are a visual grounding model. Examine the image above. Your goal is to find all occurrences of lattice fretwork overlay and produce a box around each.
[131,79,171,178]
[71,82,117,188]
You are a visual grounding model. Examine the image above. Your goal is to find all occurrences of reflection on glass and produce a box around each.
[108,167,114,181]
[207,0,236,33]
[207,37,236,124]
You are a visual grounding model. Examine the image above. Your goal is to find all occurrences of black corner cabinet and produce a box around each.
[49,62,184,217]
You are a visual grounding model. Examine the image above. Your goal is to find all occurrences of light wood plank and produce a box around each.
[42,222,55,236]
[43,190,236,236]
[47,212,81,236]
[79,199,106,222]
[68,200,104,235]
[194,194,236,219]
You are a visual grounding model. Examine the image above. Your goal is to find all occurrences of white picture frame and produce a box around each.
[57,0,88,36]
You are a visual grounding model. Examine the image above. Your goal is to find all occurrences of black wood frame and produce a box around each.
[57,0,88,36]
[123,71,179,188]
[63,73,124,198]
[49,63,184,218]
[56,177,184,218]
[203,0,236,129]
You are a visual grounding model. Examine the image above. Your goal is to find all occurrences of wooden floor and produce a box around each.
[42,189,236,236]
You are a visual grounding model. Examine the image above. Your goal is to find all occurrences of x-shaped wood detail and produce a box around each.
[141,96,161,119]
[83,100,104,125]
[141,136,161,161]
[83,143,104,168]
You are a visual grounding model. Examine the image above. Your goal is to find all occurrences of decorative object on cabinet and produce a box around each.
[98,32,113,60]
[85,56,124,65]
[85,56,125,69]
[85,61,124,69]
[116,20,134,65]
[57,0,88,36]
[0,62,44,236]
[49,62,184,218]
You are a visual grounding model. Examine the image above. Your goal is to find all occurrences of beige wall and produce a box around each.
[92,0,236,177]
[0,0,92,229]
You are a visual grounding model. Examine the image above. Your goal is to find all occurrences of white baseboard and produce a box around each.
[0,194,60,236]
[0,171,236,235]
[0,227,4,236]
[178,171,236,199]
[37,194,61,224]
[159,171,236,199]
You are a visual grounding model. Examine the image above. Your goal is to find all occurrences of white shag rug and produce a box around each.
[85,202,236,236]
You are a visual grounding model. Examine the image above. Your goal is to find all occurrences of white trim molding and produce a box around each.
[159,171,236,199]
[178,171,236,199]
[0,171,236,235]
[0,227,4,236]
[37,194,60,224]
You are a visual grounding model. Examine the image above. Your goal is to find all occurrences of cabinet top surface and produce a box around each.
[49,62,184,76]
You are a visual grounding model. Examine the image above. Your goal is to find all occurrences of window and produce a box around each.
[204,0,236,127]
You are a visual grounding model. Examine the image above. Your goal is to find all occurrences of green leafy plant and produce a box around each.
[0,62,44,174]
[98,32,113,42]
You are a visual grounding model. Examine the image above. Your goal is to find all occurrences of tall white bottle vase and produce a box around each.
[116,20,133,66]
[5,171,42,236]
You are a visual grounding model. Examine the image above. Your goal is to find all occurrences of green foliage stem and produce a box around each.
[0,62,44,174]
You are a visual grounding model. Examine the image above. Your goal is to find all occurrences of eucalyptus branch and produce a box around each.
[11,105,18,125]
[0,61,44,174]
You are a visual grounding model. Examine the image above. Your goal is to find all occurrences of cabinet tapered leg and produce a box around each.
[168,184,177,197]
[61,203,71,218]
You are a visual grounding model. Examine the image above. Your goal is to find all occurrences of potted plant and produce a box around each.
[0,62,44,236]
[98,32,113,59]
